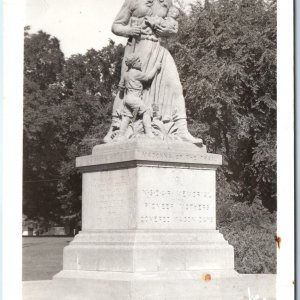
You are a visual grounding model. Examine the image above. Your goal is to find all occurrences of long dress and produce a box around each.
[105,0,201,143]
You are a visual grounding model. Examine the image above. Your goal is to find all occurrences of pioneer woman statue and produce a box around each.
[103,0,202,144]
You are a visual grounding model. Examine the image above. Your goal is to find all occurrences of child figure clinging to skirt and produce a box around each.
[116,53,161,141]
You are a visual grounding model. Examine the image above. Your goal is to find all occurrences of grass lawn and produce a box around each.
[22,237,73,281]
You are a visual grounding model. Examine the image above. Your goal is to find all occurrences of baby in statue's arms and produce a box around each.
[142,6,180,36]
[145,6,179,34]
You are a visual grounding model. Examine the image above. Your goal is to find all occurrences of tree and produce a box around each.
[24,27,65,89]
[23,28,65,221]
[23,31,124,224]
[168,0,276,211]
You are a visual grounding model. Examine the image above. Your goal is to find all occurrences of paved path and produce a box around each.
[23,237,73,281]
[23,275,276,300]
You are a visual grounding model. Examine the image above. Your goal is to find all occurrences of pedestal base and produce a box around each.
[53,140,241,299]
[59,230,236,275]
[54,270,243,300]
[54,229,238,299]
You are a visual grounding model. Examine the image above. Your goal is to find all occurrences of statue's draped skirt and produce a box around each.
[113,37,186,121]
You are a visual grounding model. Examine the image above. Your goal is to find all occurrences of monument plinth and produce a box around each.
[54,140,238,299]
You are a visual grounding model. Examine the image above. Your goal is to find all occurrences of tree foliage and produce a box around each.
[23,27,124,223]
[23,0,276,273]
[23,28,66,222]
[168,0,276,211]
[166,0,276,272]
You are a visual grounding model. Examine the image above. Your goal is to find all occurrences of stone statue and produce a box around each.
[116,53,161,141]
[103,0,202,144]
[144,6,179,35]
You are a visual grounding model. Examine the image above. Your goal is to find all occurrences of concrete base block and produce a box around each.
[23,274,276,300]
[61,230,235,274]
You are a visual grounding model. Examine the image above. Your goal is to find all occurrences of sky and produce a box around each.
[25,0,196,57]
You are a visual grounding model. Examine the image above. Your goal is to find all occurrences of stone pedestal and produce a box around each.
[54,139,238,299]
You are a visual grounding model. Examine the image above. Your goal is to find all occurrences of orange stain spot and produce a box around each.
[202,273,212,281]
[275,235,282,249]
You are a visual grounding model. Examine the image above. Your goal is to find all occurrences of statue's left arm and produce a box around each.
[112,0,141,38]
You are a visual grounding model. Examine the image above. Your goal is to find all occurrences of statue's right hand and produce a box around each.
[127,25,141,37]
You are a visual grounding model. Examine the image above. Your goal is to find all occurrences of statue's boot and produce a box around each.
[103,117,120,143]
[114,117,131,142]
[143,113,154,138]
[175,119,203,145]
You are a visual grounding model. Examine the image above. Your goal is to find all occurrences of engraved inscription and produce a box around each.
[140,150,220,163]
[138,188,214,226]
[137,167,216,229]
[142,189,212,200]
[139,216,214,224]
[81,150,221,167]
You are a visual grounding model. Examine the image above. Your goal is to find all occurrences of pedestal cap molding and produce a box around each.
[76,139,222,171]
